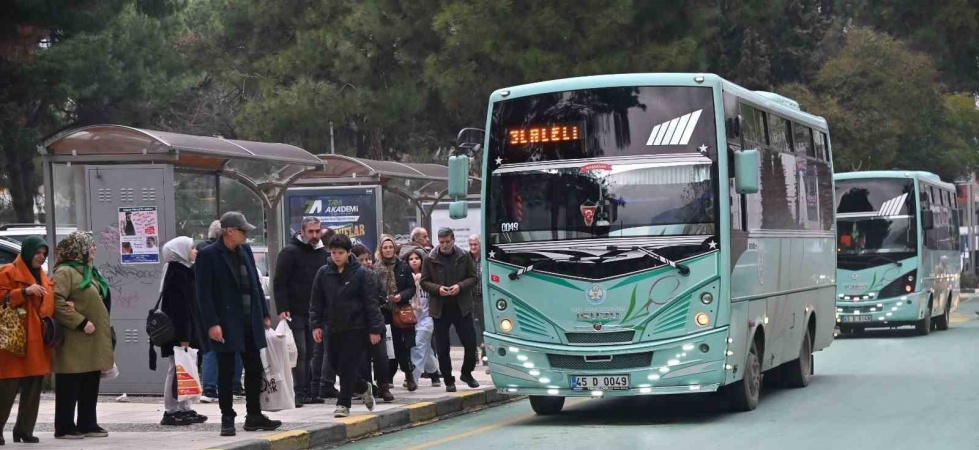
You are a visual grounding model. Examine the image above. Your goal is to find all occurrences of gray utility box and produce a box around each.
[86,165,175,394]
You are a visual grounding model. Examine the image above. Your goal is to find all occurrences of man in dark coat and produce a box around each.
[310,234,385,418]
[196,212,282,437]
[420,228,479,392]
[273,217,329,407]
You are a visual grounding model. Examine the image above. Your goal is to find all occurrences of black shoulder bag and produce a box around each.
[146,292,175,371]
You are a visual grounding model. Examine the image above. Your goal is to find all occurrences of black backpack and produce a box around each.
[146,292,174,370]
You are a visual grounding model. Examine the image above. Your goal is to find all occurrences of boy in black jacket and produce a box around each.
[310,234,385,418]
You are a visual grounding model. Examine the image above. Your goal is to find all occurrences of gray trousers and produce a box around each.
[0,376,43,436]
[165,356,193,414]
[290,319,312,397]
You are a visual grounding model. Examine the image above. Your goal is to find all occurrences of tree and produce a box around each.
[0,0,194,222]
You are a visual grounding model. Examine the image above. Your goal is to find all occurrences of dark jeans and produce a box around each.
[329,330,370,408]
[217,327,264,418]
[0,376,43,436]
[389,326,415,381]
[311,336,336,394]
[203,351,243,392]
[290,318,312,397]
[54,371,101,436]
[361,328,391,386]
[434,305,478,385]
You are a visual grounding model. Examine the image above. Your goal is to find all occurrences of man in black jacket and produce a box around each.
[310,234,385,418]
[273,217,329,408]
[420,228,480,392]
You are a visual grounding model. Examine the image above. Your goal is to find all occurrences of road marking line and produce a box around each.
[405,398,589,450]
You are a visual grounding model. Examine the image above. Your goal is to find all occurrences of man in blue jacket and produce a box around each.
[196,211,283,437]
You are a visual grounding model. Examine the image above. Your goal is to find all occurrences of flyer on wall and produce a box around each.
[119,206,160,264]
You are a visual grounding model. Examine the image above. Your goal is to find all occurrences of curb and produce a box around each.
[205,387,521,450]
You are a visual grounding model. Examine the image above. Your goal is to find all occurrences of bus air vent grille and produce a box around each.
[547,351,653,371]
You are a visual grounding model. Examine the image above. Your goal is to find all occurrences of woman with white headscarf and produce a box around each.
[157,237,210,426]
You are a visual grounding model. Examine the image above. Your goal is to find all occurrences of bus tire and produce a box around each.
[782,327,814,388]
[727,339,761,412]
[914,301,932,336]
[934,294,951,331]
[529,395,565,415]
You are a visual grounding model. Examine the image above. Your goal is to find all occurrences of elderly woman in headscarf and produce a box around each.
[0,237,54,445]
[52,232,113,440]
[158,237,210,426]
[373,234,416,393]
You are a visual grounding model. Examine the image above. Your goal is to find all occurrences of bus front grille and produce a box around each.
[565,331,635,345]
[547,352,653,371]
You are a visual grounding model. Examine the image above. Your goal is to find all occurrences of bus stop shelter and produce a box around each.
[40,124,324,394]
[283,154,481,246]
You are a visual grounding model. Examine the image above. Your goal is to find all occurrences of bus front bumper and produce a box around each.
[836,291,929,326]
[483,327,730,397]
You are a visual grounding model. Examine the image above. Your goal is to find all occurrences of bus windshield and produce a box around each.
[490,158,715,244]
[486,85,718,245]
[836,178,917,266]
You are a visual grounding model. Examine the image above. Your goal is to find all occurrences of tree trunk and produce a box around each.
[3,142,37,223]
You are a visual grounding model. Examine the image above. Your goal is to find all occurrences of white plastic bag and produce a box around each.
[101,363,119,380]
[275,319,299,369]
[174,347,202,402]
[260,328,295,412]
[384,324,394,357]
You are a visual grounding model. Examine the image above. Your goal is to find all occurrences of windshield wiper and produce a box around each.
[508,257,557,280]
[621,245,691,276]
[871,254,903,267]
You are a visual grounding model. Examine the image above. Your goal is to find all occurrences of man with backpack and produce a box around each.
[310,234,385,418]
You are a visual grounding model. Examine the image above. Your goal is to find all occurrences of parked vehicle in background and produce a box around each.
[252,245,271,301]
[0,237,47,271]
[0,224,75,244]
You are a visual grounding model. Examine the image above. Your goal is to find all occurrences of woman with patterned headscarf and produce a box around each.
[158,237,210,426]
[52,232,113,440]
[373,234,416,394]
[0,236,54,444]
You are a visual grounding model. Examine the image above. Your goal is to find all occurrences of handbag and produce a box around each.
[392,303,418,329]
[0,293,26,357]
[29,296,63,348]
[146,292,174,347]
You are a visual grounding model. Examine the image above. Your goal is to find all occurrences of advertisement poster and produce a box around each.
[119,206,160,264]
[284,187,379,251]
[425,201,482,240]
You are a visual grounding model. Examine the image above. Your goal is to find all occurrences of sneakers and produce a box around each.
[305,396,326,404]
[362,386,376,411]
[460,375,480,389]
[82,427,109,438]
[200,389,218,403]
[161,412,194,426]
[182,410,208,423]
[220,415,236,436]
[55,431,84,440]
[232,389,246,400]
[243,414,283,432]
[334,406,350,418]
[431,372,442,387]
[445,384,457,393]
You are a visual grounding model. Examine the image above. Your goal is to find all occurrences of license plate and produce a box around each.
[571,375,630,391]
[841,315,872,323]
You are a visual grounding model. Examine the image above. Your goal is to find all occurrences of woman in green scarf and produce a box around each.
[52,232,113,440]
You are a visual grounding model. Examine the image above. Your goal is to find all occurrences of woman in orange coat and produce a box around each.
[0,236,54,445]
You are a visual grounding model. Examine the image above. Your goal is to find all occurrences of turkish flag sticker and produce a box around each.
[491,274,501,283]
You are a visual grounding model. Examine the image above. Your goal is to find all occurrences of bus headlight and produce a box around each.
[695,312,711,327]
[500,319,514,333]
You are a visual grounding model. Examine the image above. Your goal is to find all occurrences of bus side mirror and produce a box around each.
[922,210,935,230]
[727,115,744,139]
[449,201,469,219]
[448,154,470,199]
[734,149,760,194]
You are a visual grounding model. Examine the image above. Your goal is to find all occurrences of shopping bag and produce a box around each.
[174,347,202,402]
[260,328,295,412]
[101,363,119,380]
[275,319,298,369]
[384,324,394,356]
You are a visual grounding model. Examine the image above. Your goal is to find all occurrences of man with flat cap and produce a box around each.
[196,212,282,436]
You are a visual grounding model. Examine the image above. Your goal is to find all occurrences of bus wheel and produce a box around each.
[727,339,761,412]
[782,328,813,388]
[914,302,932,336]
[934,295,951,331]
[529,395,565,415]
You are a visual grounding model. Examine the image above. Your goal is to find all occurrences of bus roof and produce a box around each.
[834,171,955,190]
[487,73,828,131]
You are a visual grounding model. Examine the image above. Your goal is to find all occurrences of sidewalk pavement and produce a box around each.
[2,347,515,450]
